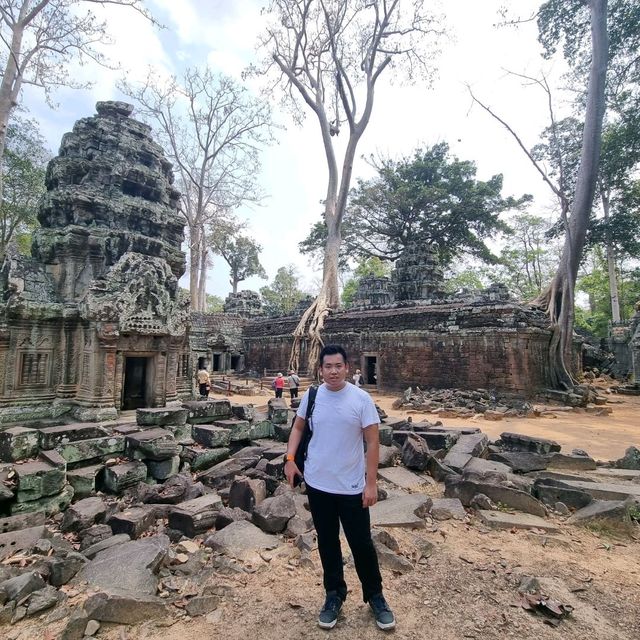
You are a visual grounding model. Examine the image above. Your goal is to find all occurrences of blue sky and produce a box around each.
[20,0,569,299]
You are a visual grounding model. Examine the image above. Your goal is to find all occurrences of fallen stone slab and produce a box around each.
[61,497,108,533]
[39,449,67,469]
[413,429,459,450]
[477,510,559,532]
[102,461,147,494]
[125,429,180,461]
[614,446,640,470]
[11,484,74,516]
[57,435,125,464]
[430,498,467,521]
[552,479,640,502]
[142,473,195,505]
[442,451,472,473]
[25,585,60,616]
[450,433,488,457]
[545,452,596,471]
[248,419,274,440]
[426,456,458,482]
[464,457,512,476]
[66,464,103,500]
[48,551,88,586]
[229,476,267,512]
[108,506,156,539]
[75,534,169,594]
[0,525,46,560]
[185,594,220,617]
[15,461,66,502]
[1,571,46,601]
[168,493,223,537]
[183,399,233,424]
[79,524,113,551]
[567,498,638,525]
[370,494,432,528]
[532,479,593,510]
[444,476,547,517]
[0,427,39,462]
[146,455,180,480]
[136,407,188,427]
[81,534,131,560]
[197,457,259,489]
[38,424,108,450]
[181,446,230,471]
[593,468,640,481]
[267,399,288,425]
[192,425,232,448]
[232,404,255,421]
[500,432,561,455]
[0,511,45,534]
[374,542,414,573]
[252,493,296,533]
[213,419,250,442]
[488,451,548,474]
[83,590,167,625]
[377,466,429,490]
[401,434,430,471]
[204,520,281,558]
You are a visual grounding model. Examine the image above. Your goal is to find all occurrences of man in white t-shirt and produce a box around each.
[284,345,395,631]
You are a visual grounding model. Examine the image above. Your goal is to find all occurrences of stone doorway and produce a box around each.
[364,355,378,386]
[212,353,222,372]
[122,356,152,410]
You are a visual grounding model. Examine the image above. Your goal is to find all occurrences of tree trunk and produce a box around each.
[189,226,201,310]
[534,0,608,389]
[198,245,207,311]
[601,189,621,322]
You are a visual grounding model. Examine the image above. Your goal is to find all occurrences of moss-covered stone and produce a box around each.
[0,427,40,462]
[192,425,231,448]
[213,419,250,442]
[181,446,230,471]
[15,461,66,502]
[57,436,125,464]
[248,420,274,440]
[11,484,74,516]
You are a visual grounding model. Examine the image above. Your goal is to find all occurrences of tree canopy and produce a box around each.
[260,265,306,317]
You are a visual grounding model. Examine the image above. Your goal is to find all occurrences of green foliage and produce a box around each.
[260,265,306,316]
[1,115,49,257]
[441,266,489,295]
[341,257,392,308]
[299,142,529,269]
[205,294,224,313]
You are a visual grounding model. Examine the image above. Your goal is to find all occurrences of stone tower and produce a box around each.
[392,242,445,302]
[0,101,191,421]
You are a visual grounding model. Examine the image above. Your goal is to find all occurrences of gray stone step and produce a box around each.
[477,509,559,532]
[38,424,110,450]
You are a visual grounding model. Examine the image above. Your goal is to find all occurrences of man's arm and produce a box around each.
[284,416,305,487]
[362,424,379,507]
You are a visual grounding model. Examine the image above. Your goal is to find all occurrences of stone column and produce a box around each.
[56,315,79,399]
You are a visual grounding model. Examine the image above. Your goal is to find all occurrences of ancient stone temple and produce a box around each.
[223,290,263,317]
[0,101,191,422]
[609,302,640,381]
[242,244,558,394]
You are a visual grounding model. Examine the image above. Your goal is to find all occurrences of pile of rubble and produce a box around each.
[0,398,639,635]
[393,384,613,420]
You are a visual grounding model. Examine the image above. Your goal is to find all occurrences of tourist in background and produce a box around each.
[284,345,395,631]
[352,368,363,387]
[274,372,285,398]
[196,366,210,398]
[288,369,300,399]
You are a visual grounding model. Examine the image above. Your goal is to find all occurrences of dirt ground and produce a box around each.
[8,386,640,640]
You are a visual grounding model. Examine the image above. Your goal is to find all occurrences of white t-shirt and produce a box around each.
[296,382,379,495]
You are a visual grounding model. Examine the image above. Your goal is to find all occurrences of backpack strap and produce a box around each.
[305,385,318,430]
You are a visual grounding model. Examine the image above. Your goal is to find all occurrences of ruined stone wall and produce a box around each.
[243,302,557,394]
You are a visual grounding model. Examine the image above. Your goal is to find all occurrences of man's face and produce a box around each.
[320,353,349,391]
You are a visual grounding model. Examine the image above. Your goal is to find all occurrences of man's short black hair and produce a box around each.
[319,344,348,365]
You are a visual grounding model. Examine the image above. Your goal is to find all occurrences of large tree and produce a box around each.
[0,0,153,210]
[121,67,272,311]
[259,0,443,372]
[300,143,527,268]
[0,114,48,257]
[260,265,306,316]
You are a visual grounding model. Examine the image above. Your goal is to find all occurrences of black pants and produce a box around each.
[306,484,382,603]
[289,387,298,399]
[199,383,209,397]
[275,388,283,398]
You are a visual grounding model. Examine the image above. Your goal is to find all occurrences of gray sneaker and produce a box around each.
[369,593,396,630]
[318,592,343,629]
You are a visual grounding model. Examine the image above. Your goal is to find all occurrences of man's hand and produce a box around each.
[362,482,378,508]
[284,460,303,487]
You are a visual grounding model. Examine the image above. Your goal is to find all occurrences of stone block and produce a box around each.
[48,551,87,586]
[267,399,288,425]
[378,466,429,490]
[1,571,45,601]
[252,493,296,533]
[615,446,640,470]
[79,524,113,551]
[464,457,513,476]
[273,423,292,442]
[0,524,46,561]
[15,461,66,502]
[370,494,432,528]
[197,457,259,489]
[229,476,267,512]
[102,461,147,494]
[164,422,193,443]
[81,534,131,560]
[567,498,638,525]
[83,591,167,624]
[488,451,548,473]
[213,419,251,442]
[426,456,457,482]
[247,419,274,440]
[477,509,559,532]
[136,407,188,427]
[215,506,251,530]
[185,595,220,617]
[11,484,74,516]
[544,452,596,471]
[39,449,67,469]
[66,464,103,499]
[108,506,156,539]
[265,456,285,478]
[378,425,393,446]
[26,585,60,616]
[192,425,231,448]
[126,429,180,461]
[231,404,255,421]
[38,424,108,450]
[442,451,472,473]
[204,520,281,558]
[0,511,45,534]
[0,427,39,462]
[500,432,561,455]
[532,479,593,509]
[545,478,640,502]
[379,444,399,468]
[181,446,230,471]
[57,436,125,464]
[168,493,222,537]
[450,433,488,457]
[183,399,233,424]
[430,498,467,521]
[146,455,181,480]
[414,429,459,451]
[401,433,430,471]
[61,497,108,533]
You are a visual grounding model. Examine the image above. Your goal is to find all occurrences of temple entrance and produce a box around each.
[123,356,151,410]
[364,355,378,385]
[212,353,222,372]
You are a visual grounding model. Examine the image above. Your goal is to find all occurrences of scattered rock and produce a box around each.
[252,493,296,533]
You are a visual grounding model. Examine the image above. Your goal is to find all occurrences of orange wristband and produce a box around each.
[285,454,294,462]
